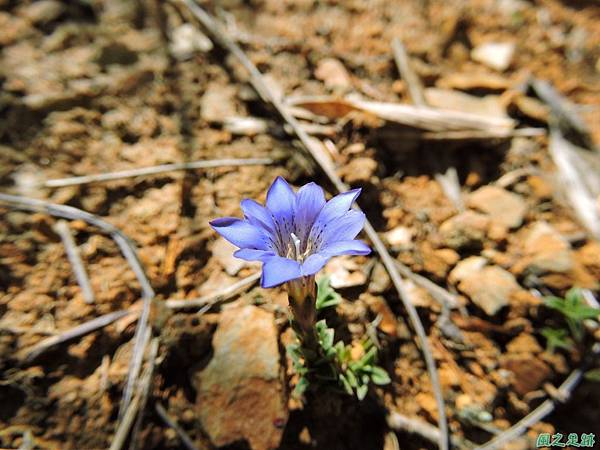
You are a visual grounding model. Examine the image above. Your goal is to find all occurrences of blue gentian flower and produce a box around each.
[210,176,371,289]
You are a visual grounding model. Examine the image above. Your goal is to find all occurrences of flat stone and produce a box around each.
[315,57,352,90]
[439,211,489,250]
[448,256,487,285]
[467,186,527,229]
[459,266,520,316]
[471,42,515,72]
[194,306,287,450]
[500,354,552,396]
[522,222,573,274]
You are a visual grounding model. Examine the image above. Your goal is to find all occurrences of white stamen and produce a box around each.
[290,232,301,260]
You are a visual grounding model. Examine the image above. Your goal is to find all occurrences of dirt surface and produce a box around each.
[1,0,600,449]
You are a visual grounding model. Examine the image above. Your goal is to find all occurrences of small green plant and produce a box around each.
[315,275,341,310]
[287,277,390,400]
[540,327,574,353]
[211,177,390,401]
[544,288,600,342]
[584,368,600,382]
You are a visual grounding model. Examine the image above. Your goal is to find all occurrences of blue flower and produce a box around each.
[210,176,371,288]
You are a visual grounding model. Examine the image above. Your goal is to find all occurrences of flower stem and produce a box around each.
[287,277,319,359]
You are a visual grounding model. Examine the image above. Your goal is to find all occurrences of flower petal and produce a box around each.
[320,240,371,256]
[234,248,275,262]
[261,256,302,288]
[241,198,276,233]
[314,188,361,226]
[301,253,330,276]
[210,217,269,250]
[322,210,366,243]
[295,182,325,231]
[266,176,296,220]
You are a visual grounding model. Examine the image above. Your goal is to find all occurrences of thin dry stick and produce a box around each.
[165,271,261,309]
[155,403,200,450]
[530,78,594,149]
[129,336,160,450]
[548,127,600,240]
[419,128,545,140]
[54,220,95,304]
[394,261,460,311]
[391,37,462,212]
[391,37,426,107]
[109,343,155,450]
[475,353,594,450]
[175,4,449,449]
[387,411,473,449]
[21,309,133,362]
[0,193,155,421]
[44,157,274,188]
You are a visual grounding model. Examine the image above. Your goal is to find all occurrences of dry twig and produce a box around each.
[391,37,426,107]
[110,336,157,450]
[174,3,450,448]
[387,411,474,449]
[0,194,154,421]
[129,337,160,450]
[20,309,133,363]
[155,403,200,450]
[165,271,261,309]
[475,345,600,450]
[44,157,274,188]
[53,220,95,304]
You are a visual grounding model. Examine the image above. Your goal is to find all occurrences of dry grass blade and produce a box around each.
[287,96,515,133]
[475,345,600,450]
[20,309,132,362]
[394,261,460,311]
[44,157,274,188]
[165,271,261,309]
[155,403,200,450]
[110,333,156,450]
[548,127,600,239]
[531,78,594,149]
[387,411,474,449]
[391,37,426,106]
[129,337,160,450]
[174,3,450,449]
[53,220,95,304]
[0,193,155,421]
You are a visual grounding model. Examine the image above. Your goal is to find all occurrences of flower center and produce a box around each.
[287,232,312,262]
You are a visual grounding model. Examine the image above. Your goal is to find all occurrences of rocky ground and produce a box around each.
[1,0,599,449]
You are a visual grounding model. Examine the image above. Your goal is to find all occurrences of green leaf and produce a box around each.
[316,276,341,310]
[584,368,600,382]
[369,366,391,385]
[540,327,573,353]
[339,373,353,395]
[293,376,309,397]
[357,346,377,369]
[356,384,368,400]
[345,368,358,388]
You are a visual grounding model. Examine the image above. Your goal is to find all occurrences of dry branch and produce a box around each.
[53,220,95,304]
[44,157,274,188]
[110,336,157,450]
[0,193,154,422]
[165,271,261,309]
[174,3,450,448]
[391,37,426,106]
[20,309,133,362]
[155,403,200,450]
